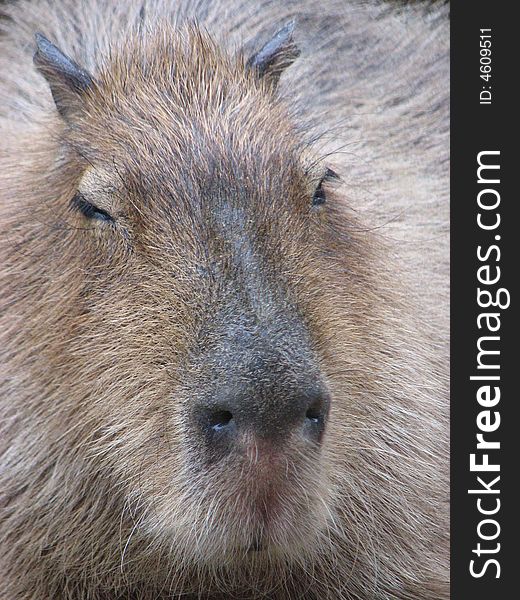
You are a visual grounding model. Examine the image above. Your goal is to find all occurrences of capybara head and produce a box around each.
[34,21,342,555]
[0,6,448,600]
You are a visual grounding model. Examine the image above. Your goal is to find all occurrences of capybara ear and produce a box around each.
[33,32,94,118]
[246,21,300,86]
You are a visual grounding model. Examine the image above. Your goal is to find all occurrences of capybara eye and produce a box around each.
[312,180,326,206]
[70,192,114,223]
[312,168,339,206]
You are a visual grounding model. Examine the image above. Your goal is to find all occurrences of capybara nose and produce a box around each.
[197,381,330,445]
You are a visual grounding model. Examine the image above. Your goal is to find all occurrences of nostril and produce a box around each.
[303,392,330,443]
[305,405,322,424]
[306,394,327,423]
[209,410,233,432]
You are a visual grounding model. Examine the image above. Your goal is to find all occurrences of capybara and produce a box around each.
[0,1,449,598]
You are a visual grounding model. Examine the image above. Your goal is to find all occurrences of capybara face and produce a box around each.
[32,27,363,569]
[0,3,449,598]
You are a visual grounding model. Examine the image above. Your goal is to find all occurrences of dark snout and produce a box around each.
[192,328,330,451]
[200,377,330,444]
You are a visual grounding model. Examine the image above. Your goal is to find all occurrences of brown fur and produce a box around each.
[0,1,449,599]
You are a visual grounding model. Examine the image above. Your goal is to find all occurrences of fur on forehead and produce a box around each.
[85,23,295,124]
[67,23,311,184]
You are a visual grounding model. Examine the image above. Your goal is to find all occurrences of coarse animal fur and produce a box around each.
[0,1,449,599]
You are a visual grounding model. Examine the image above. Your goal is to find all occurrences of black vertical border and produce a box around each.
[451,2,515,598]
